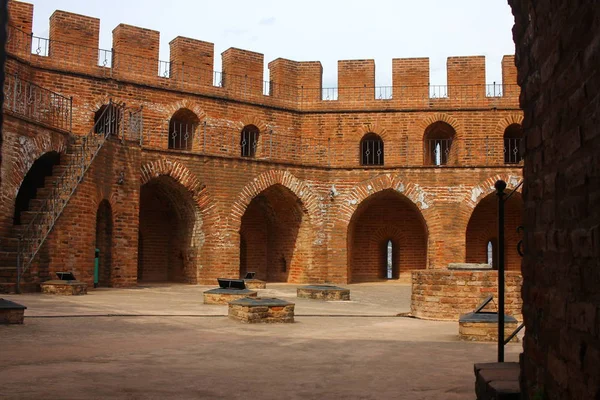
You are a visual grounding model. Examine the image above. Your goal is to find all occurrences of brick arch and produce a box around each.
[418,112,462,135]
[494,114,524,136]
[140,158,215,218]
[90,192,122,220]
[163,99,207,122]
[335,173,433,228]
[8,132,68,199]
[236,117,269,133]
[358,122,389,140]
[462,173,523,210]
[229,170,321,233]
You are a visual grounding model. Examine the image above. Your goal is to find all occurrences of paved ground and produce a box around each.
[0,283,522,399]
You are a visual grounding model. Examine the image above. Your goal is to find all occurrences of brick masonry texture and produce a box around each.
[509,0,600,399]
[228,302,295,323]
[458,320,518,342]
[2,0,524,318]
[40,281,88,295]
[411,270,522,321]
[0,307,25,324]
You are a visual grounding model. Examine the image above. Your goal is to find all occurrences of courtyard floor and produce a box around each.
[0,283,522,399]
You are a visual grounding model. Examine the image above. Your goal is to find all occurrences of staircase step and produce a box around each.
[28,198,48,210]
[20,211,52,227]
[0,237,20,252]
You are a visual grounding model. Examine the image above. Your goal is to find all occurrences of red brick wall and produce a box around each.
[510,0,600,399]
[411,270,523,320]
[466,191,523,271]
[1,2,525,294]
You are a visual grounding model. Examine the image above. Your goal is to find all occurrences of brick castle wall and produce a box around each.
[2,2,524,298]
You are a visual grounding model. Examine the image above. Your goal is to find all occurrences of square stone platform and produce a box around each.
[40,280,88,295]
[203,288,257,305]
[0,298,27,324]
[474,362,520,400]
[459,312,518,342]
[297,285,350,301]
[228,297,294,323]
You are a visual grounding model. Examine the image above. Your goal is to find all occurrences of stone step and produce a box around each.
[474,362,520,400]
[19,211,52,227]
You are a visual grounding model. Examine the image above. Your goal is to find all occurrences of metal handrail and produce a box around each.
[16,101,127,293]
[2,73,72,132]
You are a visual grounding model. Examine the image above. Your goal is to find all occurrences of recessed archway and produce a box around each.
[138,175,203,283]
[465,191,523,270]
[347,189,428,282]
[239,184,310,282]
[95,200,113,287]
[13,151,61,225]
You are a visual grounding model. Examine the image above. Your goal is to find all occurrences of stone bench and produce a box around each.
[474,362,520,400]
[243,279,266,289]
[0,298,27,324]
[203,288,257,305]
[40,280,87,295]
[297,285,350,301]
[459,312,518,342]
[228,297,294,323]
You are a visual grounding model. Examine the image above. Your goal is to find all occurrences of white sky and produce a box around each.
[23,0,516,88]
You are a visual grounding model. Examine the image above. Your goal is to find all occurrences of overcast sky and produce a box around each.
[23,0,516,88]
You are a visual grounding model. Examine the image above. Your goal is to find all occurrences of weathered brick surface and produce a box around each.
[297,285,350,301]
[203,289,257,305]
[40,280,87,295]
[228,299,295,323]
[411,270,522,321]
[0,308,25,324]
[459,320,518,342]
[509,0,600,399]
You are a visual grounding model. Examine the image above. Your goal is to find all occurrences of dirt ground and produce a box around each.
[0,283,522,399]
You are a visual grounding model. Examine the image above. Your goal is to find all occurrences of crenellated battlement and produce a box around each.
[6,0,520,111]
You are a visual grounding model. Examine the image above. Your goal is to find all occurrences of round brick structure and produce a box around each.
[228,297,294,323]
[411,270,522,321]
[297,285,351,301]
[243,279,266,289]
[203,288,257,305]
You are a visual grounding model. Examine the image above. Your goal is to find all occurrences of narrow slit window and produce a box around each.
[386,240,393,279]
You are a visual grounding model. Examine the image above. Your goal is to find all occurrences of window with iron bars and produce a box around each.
[94,104,121,136]
[423,121,455,166]
[241,125,259,157]
[360,133,384,166]
[168,108,199,151]
[503,123,523,164]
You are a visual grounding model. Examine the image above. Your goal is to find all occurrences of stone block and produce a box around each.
[243,279,266,289]
[228,297,295,323]
[40,280,87,295]
[297,285,350,301]
[203,288,257,305]
[459,312,519,342]
[0,298,26,324]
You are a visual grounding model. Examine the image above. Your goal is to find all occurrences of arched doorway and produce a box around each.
[466,191,523,270]
[95,200,113,287]
[14,151,61,225]
[138,175,202,283]
[239,184,310,282]
[347,189,428,282]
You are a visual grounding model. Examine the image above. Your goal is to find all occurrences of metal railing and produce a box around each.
[6,25,521,111]
[16,102,129,293]
[3,73,72,131]
[141,122,524,168]
[504,138,522,164]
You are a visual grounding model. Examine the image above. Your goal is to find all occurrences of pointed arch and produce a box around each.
[417,112,462,134]
[163,99,207,122]
[358,122,389,140]
[229,170,321,233]
[494,114,524,136]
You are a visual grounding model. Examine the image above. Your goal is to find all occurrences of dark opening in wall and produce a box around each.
[14,151,61,225]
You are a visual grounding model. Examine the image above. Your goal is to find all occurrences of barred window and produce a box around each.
[424,121,455,166]
[94,104,121,136]
[241,125,259,157]
[360,133,384,166]
[169,108,198,150]
[503,124,523,164]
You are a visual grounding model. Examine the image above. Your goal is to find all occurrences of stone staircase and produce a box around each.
[0,102,130,293]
